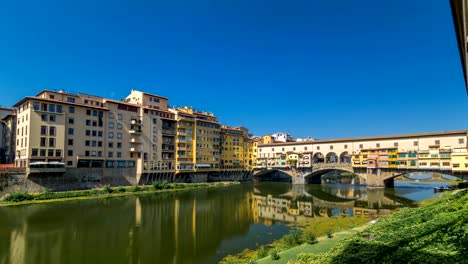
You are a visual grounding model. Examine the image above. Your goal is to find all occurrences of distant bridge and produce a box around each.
[253,163,468,188]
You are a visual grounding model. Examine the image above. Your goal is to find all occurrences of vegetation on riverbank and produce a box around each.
[0,181,239,206]
[288,189,468,264]
[219,216,370,264]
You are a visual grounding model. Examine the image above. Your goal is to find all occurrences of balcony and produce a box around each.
[129,147,141,152]
[130,138,141,144]
[130,119,142,125]
[162,129,176,135]
[129,129,142,134]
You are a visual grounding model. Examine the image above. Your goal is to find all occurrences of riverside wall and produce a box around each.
[0,169,253,196]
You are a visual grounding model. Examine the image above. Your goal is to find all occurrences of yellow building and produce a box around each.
[451,148,468,172]
[220,126,245,170]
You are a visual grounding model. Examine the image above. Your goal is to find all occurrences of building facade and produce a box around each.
[12,90,252,181]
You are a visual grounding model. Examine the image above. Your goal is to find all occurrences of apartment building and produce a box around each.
[13,89,252,181]
[220,126,245,169]
[0,108,16,164]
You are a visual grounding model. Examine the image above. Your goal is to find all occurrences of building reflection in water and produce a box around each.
[0,183,424,264]
[252,183,417,225]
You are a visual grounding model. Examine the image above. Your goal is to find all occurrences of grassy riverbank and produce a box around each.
[0,181,239,206]
[219,216,371,264]
[287,189,468,264]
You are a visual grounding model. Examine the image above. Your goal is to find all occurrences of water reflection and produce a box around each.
[252,183,435,225]
[0,183,440,264]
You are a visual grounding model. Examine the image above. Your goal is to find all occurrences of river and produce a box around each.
[0,181,448,264]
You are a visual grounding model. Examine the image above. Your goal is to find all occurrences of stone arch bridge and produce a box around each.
[253,164,468,188]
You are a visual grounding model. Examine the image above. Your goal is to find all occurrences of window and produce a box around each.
[117,160,125,167]
[98,131,103,137]
[56,150,62,157]
[32,149,38,156]
[85,140,90,146]
[344,145,348,149]
[85,130,91,136]
[376,143,380,148]
[117,133,122,139]
[57,105,62,113]
[106,161,115,168]
[86,120,91,126]
[92,130,97,137]
[86,109,91,115]
[109,131,114,138]
[92,120,97,127]
[117,142,122,148]
[109,122,114,128]
[69,106,75,113]
[108,152,113,158]
[49,126,56,136]
[109,113,114,119]
[98,141,102,147]
[304,147,308,150]
[40,137,46,147]
[117,114,123,120]
[330,145,333,150]
[435,140,440,145]
[49,104,55,112]
[317,146,320,150]
[92,141,97,147]
[69,118,74,124]
[67,161,73,166]
[117,152,122,158]
[459,138,465,144]
[85,151,90,157]
[108,142,114,148]
[272,148,274,151]
[41,103,47,111]
[442,162,450,166]
[33,102,39,110]
[453,163,460,168]
[359,144,363,149]
[93,110,97,116]
[67,97,75,103]
[49,138,55,147]
[49,94,55,99]
[68,139,73,146]
[117,123,123,130]
[40,149,46,156]
[282,148,285,151]
[413,141,418,146]
[48,149,54,157]
[41,126,47,135]
[49,115,56,122]
[41,114,47,121]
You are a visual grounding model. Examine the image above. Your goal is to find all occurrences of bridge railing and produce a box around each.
[312,163,352,170]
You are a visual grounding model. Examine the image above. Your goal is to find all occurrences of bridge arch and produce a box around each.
[313,152,324,164]
[339,151,351,164]
[304,168,355,184]
[253,169,292,183]
[325,152,338,164]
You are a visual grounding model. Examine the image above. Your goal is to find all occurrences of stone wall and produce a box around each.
[0,168,137,196]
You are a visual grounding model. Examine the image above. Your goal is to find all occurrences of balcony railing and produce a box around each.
[129,147,141,152]
[130,119,142,125]
[129,129,142,134]
[130,138,141,144]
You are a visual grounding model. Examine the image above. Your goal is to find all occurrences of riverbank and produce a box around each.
[220,189,468,264]
[219,216,371,264]
[0,181,239,207]
[286,189,468,264]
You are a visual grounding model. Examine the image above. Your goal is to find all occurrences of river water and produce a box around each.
[0,182,447,264]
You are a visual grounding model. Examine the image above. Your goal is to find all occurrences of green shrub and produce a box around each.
[116,187,126,193]
[152,181,162,190]
[103,184,113,193]
[284,228,303,246]
[3,192,34,202]
[257,245,268,259]
[131,185,141,192]
[326,230,333,238]
[247,259,257,264]
[304,231,318,244]
[269,248,280,260]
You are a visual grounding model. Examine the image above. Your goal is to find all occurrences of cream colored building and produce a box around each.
[256,130,468,172]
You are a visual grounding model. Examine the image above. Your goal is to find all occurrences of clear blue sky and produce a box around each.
[0,0,466,139]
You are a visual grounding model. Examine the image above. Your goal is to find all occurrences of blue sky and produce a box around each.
[0,0,466,139]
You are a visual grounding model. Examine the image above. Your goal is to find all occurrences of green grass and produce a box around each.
[256,225,368,264]
[288,189,468,264]
[0,181,239,206]
[219,217,370,264]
